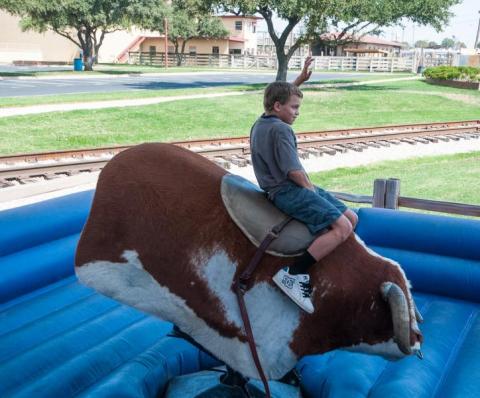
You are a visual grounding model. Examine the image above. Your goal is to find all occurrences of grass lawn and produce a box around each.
[309,151,480,207]
[1,79,479,155]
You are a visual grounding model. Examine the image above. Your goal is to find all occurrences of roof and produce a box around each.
[219,15,262,20]
[228,36,246,43]
[320,32,404,48]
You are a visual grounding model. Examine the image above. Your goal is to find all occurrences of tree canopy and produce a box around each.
[0,0,164,70]
[206,0,461,80]
[441,37,455,48]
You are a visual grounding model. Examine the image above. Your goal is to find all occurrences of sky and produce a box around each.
[257,0,480,48]
[384,0,479,47]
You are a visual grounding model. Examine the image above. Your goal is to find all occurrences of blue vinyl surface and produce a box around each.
[1,192,479,397]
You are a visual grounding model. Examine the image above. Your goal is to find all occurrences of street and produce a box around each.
[0,71,368,97]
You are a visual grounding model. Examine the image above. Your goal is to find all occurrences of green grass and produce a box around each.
[310,151,480,206]
[1,78,479,155]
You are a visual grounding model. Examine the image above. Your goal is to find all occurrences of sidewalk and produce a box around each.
[0,76,419,118]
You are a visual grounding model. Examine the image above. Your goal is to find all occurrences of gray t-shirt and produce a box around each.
[250,114,304,198]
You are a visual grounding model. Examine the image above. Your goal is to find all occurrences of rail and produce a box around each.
[332,178,480,218]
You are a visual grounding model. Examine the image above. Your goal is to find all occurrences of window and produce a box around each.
[252,23,256,33]
[212,46,219,54]
[149,46,156,55]
[189,46,197,55]
[235,21,242,31]
[168,46,175,54]
[229,49,242,55]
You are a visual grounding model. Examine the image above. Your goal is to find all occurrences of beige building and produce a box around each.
[0,10,79,63]
[0,11,261,64]
[312,34,404,57]
[125,15,261,61]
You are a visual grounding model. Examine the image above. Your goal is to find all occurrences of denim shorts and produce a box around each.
[272,184,348,235]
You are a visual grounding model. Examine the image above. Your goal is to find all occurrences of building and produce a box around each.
[122,15,261,62]
[256,31,309,57]
[0,10,78,64]
[0,11,261,64]
[312,33,405,57]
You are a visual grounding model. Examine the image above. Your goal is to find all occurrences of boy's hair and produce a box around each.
[263,81,303,112]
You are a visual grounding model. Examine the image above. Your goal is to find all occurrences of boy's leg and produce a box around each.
[272,186,353,313]
[306,214,353,260]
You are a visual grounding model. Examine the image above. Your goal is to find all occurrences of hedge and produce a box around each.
[423,66,480,82]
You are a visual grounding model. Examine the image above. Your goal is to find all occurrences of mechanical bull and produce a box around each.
[75,143,423,382]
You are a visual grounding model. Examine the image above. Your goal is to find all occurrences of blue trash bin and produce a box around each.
[73,58,84,71]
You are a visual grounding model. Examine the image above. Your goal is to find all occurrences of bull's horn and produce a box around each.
[381,282,411,355]
[414,302,424,323]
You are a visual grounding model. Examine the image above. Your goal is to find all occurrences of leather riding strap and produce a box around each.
[234,216,293,398]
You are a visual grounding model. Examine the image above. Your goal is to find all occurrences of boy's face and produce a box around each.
[273,94,302,125]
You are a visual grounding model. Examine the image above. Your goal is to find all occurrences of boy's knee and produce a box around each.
[331,216,353,242]
[347,210,358,229]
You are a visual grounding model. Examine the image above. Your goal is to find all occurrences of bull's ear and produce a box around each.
[380,282,411,355]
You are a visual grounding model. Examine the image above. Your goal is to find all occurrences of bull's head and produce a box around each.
[294,234,423,362]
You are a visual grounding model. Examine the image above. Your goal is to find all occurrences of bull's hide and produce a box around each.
[75,143,420,380]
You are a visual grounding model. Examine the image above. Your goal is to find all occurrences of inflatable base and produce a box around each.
[165,369,301,398]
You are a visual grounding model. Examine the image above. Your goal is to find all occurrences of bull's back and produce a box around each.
[75,143,228,267]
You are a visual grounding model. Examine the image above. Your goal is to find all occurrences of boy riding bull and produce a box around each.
[250,58,358,313]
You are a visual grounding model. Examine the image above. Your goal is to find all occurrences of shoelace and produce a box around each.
[299,281,313,298]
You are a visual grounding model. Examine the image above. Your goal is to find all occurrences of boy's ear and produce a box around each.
[272,101,282,112]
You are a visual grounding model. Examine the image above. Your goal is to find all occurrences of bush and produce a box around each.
[423,66,480,82]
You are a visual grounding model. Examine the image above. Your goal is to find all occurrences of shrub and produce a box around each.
[423,66,480,82]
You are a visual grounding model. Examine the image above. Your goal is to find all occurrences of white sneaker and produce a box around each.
[272,268,314,314]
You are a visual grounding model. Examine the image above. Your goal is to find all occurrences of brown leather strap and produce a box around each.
[239,216,293,286]
[234,217,293,398]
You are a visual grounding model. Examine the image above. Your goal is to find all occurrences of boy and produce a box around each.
[250,80,358,314]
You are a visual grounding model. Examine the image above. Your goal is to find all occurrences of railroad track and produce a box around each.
[1,120,479,188]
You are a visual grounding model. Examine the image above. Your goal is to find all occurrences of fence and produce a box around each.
[127,52,416,72]
[332,178,480,218]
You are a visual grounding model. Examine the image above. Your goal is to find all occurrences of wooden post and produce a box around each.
[373,179,387,208]
[385,178,401,209]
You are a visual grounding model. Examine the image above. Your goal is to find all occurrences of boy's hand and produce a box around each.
[293,56,313,87]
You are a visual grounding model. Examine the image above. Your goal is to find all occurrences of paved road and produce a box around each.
[0,71,368,97]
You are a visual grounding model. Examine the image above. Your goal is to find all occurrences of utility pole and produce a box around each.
[164,17,169,69]
[475,10,480,50]
[164,0,171,69]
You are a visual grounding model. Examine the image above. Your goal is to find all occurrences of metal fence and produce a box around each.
[127,52,416,72]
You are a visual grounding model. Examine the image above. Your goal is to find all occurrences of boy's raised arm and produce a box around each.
[293,56,313,87]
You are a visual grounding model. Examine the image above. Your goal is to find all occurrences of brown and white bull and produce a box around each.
[75,143,423,381]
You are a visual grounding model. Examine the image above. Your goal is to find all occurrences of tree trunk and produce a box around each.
[275,51,289,81]
[82,30,95,71]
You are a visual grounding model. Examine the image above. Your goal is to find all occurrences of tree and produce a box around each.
[206,0,461,81]
[415,40,429,48]
[428,41,440,49]
[0,0,160,71]
[441,37,455,48]
[138,0,229,66]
